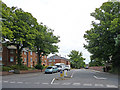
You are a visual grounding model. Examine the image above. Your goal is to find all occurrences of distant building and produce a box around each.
[47,55,70,66]
[1,45,47,67]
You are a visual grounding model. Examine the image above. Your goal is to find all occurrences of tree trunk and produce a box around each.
[37,49,42,65]
[16,45,23,66]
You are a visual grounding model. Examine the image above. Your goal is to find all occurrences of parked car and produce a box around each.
[45,66,58,74]
[85,66,89,69]
[64,65,71,71]
[55,63,65,71]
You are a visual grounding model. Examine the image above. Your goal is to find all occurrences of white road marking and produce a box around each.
[3,81,8,83]
[42,83,49,85]
[24,82,31,84]
[95,84,104,87]
[106,85,118,88]
[71,72,75,78]
[17,82,23,84]
[52,83,59,85]
[83,83,92,86]
[73,83,81,85]
[93,75,107,80]
[34,82,40,84]
[62,83,71,85]
[10,82,15,83]
[51,78,55,84]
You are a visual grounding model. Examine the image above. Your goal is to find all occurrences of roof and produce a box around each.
[7,45,17,49]
[47,55,69,61]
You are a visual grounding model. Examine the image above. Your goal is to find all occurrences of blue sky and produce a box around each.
[2,0,108,64]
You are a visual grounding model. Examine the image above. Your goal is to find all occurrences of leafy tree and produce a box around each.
[68,50,85,69]
[84,1,120,69]
[2,2,38,65]
[34,24,60,65]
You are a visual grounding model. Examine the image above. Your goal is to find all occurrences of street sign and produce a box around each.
[60,71,64,78]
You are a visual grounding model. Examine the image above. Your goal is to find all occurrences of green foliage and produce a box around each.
[84,2,120,69]
[34,24,60,65]
[10,65,28,70]
[2,1,60,66]
[35,64,44,70]
[68,50,86,69]
[2,66,12,71]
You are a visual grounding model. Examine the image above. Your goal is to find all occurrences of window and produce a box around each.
[24,58,26,62]
[31,64,32,68]
[10,50,14,54]
[30,51,32,55]
[49,60,52,62]
[36,58,37,62]
[0,56,2,61]
[10,57,14,62]
[24,51,26,55]
[31,58,32,62]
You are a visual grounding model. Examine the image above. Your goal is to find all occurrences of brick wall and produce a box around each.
[89,66,104,72]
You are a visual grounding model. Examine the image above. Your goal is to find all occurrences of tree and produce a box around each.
[34,24,60,65]
[68,50,85,69]
[84,1,120,70]
[2,2,38,65]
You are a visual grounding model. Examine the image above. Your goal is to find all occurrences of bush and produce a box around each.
[2,66,12,71]
[10,65,28,70]
[35,64,44,70]
[44,65,49,69]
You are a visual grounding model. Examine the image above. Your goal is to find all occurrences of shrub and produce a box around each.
[2,66,12,71]
[10,65,28,70]
[35,64,44,71]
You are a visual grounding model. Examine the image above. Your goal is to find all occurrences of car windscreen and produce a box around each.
[56,65,62,68]
[47,67,52,69]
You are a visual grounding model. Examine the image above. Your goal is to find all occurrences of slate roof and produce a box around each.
[47,55,69,61]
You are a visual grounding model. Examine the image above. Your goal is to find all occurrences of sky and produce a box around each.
[2,0,108,64]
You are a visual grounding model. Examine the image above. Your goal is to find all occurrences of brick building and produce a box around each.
[1,45,47,67]
[47,55,70,66]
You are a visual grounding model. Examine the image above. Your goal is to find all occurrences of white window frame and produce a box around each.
[10,50,14,54]
[24,58,26,62]
[24,51,26,55]
[49,60,52,62]
[31,57,32,62]
[30,51,32,55]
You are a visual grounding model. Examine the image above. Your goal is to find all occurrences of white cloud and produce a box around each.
[2,0,108,64]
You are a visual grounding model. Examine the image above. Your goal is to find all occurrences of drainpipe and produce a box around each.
[27,50,28,67]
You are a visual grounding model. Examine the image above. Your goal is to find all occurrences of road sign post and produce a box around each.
[60,71,64,78]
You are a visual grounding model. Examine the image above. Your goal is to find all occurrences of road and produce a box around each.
[1,69,119,89]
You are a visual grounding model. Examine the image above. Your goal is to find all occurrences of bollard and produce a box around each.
[64,70,67,77]
[60,70,64,78]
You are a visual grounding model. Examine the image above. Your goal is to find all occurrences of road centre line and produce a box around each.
[10,82,15,83]
[3,81,8,83]
[106,85,118,88]
[95,84,104,87]
[83,83,92,86]
[72,83,81,85]
[93,75,107,80]
[42,83,49,84]
[51,78,55,84]
[17,82,23,83]
[62,83,71,85]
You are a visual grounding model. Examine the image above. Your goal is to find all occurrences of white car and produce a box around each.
[64,65,71,71]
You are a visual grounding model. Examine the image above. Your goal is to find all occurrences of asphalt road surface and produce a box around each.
[1,69,119,89]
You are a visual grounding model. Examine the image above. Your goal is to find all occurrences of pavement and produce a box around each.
[1,69,119,89]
